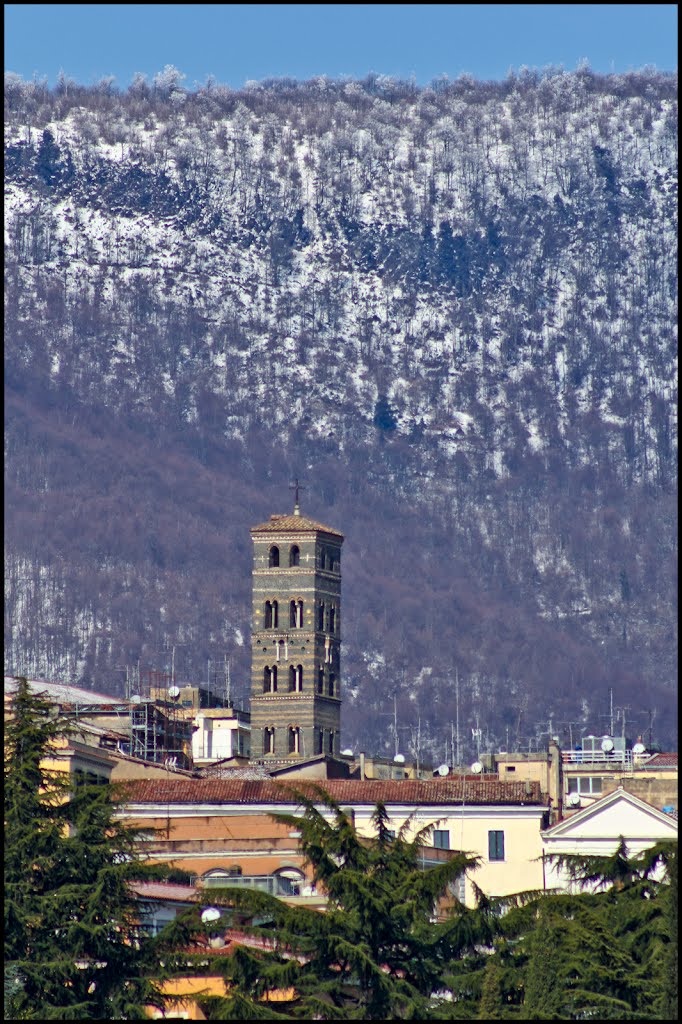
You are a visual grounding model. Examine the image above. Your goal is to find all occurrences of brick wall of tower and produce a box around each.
[250,529,343,760]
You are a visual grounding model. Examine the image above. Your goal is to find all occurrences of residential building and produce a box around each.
[541,787,678,893]
[120,776,549,908]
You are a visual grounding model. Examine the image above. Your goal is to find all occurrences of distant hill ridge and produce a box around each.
[4,69,678,754]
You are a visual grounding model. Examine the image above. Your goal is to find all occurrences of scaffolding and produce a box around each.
[126,666,192,769]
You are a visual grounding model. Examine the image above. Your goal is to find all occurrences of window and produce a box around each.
[288,726,301,754]
[320,550,327,570]
[316,728,324,755]
[263,727,275,755]
[269,546,280,568]
[488,830,505,861]
[289,665,302,692]
[317,668,324,694]
[328,673,335,697]
[202,868,242,888]
[433,829,450,850]
[328,730,335,755]
[329,607,336,633]
[285,600,304,629]
[264,600,278,629]
[567,776,603,795]
[318,602,325,631]
[264,666,277,693]
[289,545,300,567]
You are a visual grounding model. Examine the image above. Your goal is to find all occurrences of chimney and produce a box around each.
[359,751,366,781]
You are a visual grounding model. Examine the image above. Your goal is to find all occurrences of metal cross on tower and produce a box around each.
[289,477,306,514]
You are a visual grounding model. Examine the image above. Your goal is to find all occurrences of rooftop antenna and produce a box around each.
[289,478,306,516]
[455,667,461,767]
[609,686,614,737]
[393,692,399,758]
[225,654,231,707]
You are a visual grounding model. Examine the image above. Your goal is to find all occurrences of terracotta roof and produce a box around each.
[120,777,545,806]
[250,513,343,539]
[130,882,200,903]
[639,752,678,769]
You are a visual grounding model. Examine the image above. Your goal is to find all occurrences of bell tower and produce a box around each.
[249,493,343,761]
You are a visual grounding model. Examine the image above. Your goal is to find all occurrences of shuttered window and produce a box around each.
[488,830,505,861]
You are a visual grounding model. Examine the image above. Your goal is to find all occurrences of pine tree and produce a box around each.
[4,677,172,1020]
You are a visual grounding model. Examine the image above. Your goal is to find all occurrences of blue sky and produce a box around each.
[5,4,677,89]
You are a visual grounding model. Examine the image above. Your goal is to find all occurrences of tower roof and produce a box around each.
[250,513,343,540]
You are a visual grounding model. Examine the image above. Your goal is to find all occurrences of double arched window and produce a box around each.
[263,666,278,693]
[264,600,279,629]
[263,727,276,754]
[289,665,303,692]
[288,726,301,754]
[289,600,303,628]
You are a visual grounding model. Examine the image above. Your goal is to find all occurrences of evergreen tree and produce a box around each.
[4,677,172,1020]
[181,787,481,1019]
[477,955,504,1019]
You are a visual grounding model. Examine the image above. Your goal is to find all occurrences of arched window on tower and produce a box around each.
[328,673,335,697]
[316,728,324,755]
[264,727,275,754]
[264,601,272,629]
[269,546,280,568]
[296,600,303,627]
[289,545,300,567]
[290,601,297,628]
[320,549,327,570]
[328,730,335,755]
[318,602,325,631]
[329,607,336,634]
[288,726,301,754]
[317,667,324,694]
[289,665,303,692]
[264,666,277,693]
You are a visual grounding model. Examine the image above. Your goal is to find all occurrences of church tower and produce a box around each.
[249,491,343,761]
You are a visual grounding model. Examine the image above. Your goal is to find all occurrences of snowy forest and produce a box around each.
[4,66,678,757]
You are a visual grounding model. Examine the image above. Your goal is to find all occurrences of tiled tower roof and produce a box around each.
[250,513,343,539]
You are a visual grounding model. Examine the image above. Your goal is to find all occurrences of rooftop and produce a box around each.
[4,675,123,706]
[250,512,343,539]
[637,752,678,770]
[121,777,545,806]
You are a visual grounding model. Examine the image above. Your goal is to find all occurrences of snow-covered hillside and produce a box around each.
[4,69,678,755]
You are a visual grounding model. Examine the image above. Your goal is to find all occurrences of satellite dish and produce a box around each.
[601,737,614,752]
[341,748,354,757]
[394,753,405,764]
[632,742,646,755]
[471,761,483,774]
[168,686,180,699]
[437,764,450,777]
[130,695,141,704]
[200,908,221,924]
[567,792,581,807]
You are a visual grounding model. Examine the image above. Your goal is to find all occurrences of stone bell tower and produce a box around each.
[249,488,343,761]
